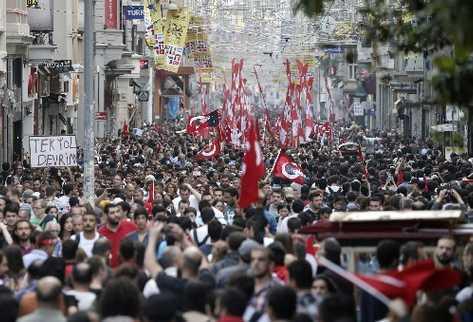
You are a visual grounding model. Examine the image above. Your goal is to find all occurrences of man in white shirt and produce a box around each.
[191,207,215,247]
[64,263,96,311]
[172,183,201,213]
[71,213,101,257]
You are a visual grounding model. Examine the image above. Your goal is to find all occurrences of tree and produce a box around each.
[294,0,473,108]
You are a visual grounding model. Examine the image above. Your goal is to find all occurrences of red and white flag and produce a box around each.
[357,259,461,306]
[144,180,155,215]
[272,151,305,184]
[178,110,220,136]
[239,118,264,208]
[319,257,461,308]
[304,77,315,141]
[196,138,220,160]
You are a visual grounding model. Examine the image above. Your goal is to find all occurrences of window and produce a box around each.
[63,80,69,93]
[348,63,357,80]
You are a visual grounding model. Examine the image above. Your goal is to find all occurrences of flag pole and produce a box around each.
[264,148,282,183]
[317,257,391,306]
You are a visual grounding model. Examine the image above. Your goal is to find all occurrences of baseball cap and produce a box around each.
[111,197,124,205]
[22,189,35,200]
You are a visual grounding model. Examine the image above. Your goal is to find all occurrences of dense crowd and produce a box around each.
[0,121,472,322]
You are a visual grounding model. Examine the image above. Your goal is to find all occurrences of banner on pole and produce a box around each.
[143,0,156,48]
[186,18,213,73]
[104,0,118,29]
[161,8,191,73]
[29,136,78,168]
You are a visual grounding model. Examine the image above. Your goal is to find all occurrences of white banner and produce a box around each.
[29,136,78,168]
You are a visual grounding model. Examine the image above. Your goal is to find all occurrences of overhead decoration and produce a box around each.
[161,7,191,72]
[186,16,214,82]
[144,1,191,73]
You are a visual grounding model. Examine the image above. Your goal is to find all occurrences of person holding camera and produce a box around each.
[431,186,466,211]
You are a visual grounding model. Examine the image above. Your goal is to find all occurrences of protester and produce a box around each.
[0,120,470,322]
[98,203,137,267]
[17,276,66,322]
[71,213,101,257]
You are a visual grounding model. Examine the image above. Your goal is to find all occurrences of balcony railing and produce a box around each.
[31,31,54,46]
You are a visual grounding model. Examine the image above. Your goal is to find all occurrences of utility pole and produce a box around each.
[83,0,95,205]
[147,65,154,124]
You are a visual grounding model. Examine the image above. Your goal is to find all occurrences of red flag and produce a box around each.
[239,118,264,208]
[196,138,221,160]
[145,181,155,215]
[306,236,316,256]
[318,257,461,308]
[272,151,305,184]
[357,259,461,306]
[304,77,315,141]
[183,110,220,135]
[122,122,129,137]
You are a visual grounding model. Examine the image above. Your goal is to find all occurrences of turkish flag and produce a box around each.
[357,259,461,306]
[185,110,220,135]
[272,151,304,184]
[196,138,220,160]
[239,117,264,208]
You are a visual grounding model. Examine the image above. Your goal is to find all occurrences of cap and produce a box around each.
[290,182,302,192]
[112,197,124,205]
[22,189,35,200]
[99,200,111,209]
[239,239,260,262]
[145,175,156,183]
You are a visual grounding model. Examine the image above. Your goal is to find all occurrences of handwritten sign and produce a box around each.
[185,16,213,76]
[29,136,78,168]
[161,8,190,72]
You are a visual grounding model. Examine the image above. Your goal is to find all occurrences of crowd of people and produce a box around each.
[0,120,471,322]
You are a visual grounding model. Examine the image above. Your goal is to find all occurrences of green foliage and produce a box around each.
[430,130,464,147]
[452,132,464,147]
[430,130,443,145]
[293,0,325,17]
[294,0,473,107]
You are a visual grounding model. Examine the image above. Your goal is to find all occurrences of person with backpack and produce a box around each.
[71,213,101,257]
[191,207,215,247]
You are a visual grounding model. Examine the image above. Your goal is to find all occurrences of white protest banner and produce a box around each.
[29,136,78,168]
[133,128,144,136]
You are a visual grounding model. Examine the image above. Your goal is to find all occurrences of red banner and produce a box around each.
[104,0,117,29]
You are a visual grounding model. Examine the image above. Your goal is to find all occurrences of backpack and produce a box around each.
[193,228,209,247]
[326,186,344,206]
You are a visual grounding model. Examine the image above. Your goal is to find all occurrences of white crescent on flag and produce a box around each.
[201,142,217,157]
[281,162,304,180]
[190,115,209,125]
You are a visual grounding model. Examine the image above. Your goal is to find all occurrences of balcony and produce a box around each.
[6,7,30,38]
[28,31,57,63]
[6,7,33,54]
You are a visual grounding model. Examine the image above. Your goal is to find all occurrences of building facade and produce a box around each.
[4,0,33,163]
[0,0,7,162]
